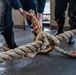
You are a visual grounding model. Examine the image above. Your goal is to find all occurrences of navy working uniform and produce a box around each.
[19,0,46,14]
[68,0,76,30]
[3,0,21,32]
[0,0,6,31]
[0,0,22,50]
[54,0,76,44]
[0,0,46,50]
[19,0,46,36]
[19,0,46,29]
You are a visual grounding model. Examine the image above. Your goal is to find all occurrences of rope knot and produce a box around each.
[35,31,60,50]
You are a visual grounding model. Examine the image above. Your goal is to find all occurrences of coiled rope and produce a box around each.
[0,10,76,63]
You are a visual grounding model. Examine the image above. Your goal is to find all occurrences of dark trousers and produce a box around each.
[54,0,76,30]
[0,0,13,33]
[0,0,8,32]
[4,6,13,32]
[54,0,69,20]
[68,0,76,29]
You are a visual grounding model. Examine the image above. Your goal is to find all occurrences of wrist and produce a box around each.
[37,12,43,20]
[18,8,25,16]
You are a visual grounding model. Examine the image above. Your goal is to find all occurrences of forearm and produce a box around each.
[11,0,22,9]
[17,8,32,20]
[37,12,43,20]
[36,12,43,30]
[37,0,46,13]
[17,8,24,15]
[37,0,46,29]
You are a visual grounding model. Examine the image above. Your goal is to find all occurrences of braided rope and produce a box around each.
[29,9,76,57]
[29,9,76,58]
[0,41,43,63]
[0,10,75,63]
[0,32,59,63]
[54,46,76,57]
[55,29,76,41]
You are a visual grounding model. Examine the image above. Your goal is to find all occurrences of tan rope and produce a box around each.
[0,32,59,63]
[0,41,43,63]
[54,46,76,57]
[0,10,76,63]
[55,29,76,41]
[29,9,76,57]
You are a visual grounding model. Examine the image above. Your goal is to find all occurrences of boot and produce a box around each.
[2,31,18,51]
[67,36,75,44]
[54,27,64,36]
[54,19,65,36]
[67,18,76,44]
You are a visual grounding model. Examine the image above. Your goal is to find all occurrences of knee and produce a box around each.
[69,18,76,29]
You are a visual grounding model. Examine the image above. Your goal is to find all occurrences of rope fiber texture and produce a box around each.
[0,9,76,63]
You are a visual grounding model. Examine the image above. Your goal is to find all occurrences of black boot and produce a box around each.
[54,19,65,36]
[67,18,76,44]
[67,36,75,44]
[2,31,18,51]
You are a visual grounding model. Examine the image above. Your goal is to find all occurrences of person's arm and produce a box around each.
[17,8,32,19]
[37,0,46,30]
[37,13,43,30]
[10,0,22,10]
[37,0,46,13]
[10,0,32,19]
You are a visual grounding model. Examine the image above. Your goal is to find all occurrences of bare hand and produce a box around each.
[37,18,43,30]
[22,11,32,20]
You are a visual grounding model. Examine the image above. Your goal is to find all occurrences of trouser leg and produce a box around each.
[67,0,76,44]
[54,18,65,35]
[1,8,18,51]
[67,18,76,44]
[1,29,18,51]
[54,0,69,35]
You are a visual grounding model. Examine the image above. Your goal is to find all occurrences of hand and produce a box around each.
[17,8,32,20]
[22,11,32,20]
[30,13,43,30]
[30,13,43,34]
